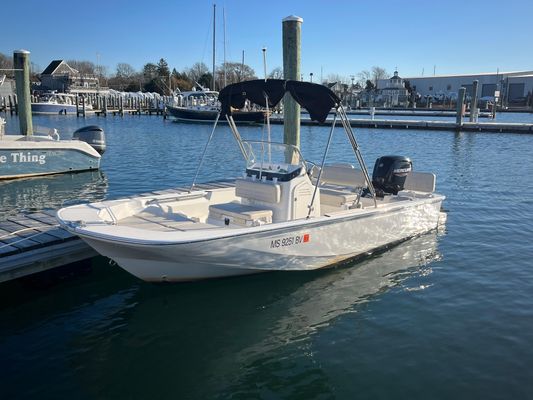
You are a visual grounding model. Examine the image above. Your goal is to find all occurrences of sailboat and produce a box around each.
[166,5,268,124]
[57,79,445,282]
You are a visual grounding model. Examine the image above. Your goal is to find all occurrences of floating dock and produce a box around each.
[0,180,235,283]
[270,115,533,133]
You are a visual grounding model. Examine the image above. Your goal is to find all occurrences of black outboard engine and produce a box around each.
[372,155,412,196]
[72,125,106,155]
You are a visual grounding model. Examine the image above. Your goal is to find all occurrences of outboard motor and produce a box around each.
[72,125,106,155]
[372,155,412,196]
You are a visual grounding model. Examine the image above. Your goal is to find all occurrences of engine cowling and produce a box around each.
[72,125,106,155]
[372,155,412,195]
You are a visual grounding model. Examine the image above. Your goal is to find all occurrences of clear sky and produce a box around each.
[2,0,532,81]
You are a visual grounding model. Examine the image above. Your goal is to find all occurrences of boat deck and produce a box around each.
[0,179,236,283]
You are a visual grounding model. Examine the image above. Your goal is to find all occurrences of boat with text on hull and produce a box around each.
[0,121,105,180]
[57,79,445,282]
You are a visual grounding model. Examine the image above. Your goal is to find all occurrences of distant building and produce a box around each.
[378,70,533,105]
[380,71,409,107]
[39,60,103,94]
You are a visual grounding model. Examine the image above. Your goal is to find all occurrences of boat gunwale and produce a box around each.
[60,194,445,247]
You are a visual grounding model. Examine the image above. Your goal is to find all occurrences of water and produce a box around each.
[2,113,533,399]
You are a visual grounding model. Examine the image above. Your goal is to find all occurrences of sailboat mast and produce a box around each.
[223,7,227,87]
[212,3,216,91]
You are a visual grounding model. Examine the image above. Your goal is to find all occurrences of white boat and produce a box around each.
[57,79,445,282]
[31,92,92,115]
[0,121,105,180]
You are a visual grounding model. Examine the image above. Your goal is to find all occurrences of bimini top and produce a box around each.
[218,79,341,123]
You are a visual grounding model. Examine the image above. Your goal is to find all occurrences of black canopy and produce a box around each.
[218,79,341,124]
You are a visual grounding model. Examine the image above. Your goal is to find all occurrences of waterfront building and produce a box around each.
[39,60,106,94]
[380,70,409,107]
[378,70,533,106]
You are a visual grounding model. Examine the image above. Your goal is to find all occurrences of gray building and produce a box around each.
[378,70,533,105]
[39,60,101,93]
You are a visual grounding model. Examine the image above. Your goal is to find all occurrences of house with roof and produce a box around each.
[39,60,101,93]
[380,71,409,107]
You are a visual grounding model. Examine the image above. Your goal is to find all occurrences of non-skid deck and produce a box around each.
[0,179,236,283]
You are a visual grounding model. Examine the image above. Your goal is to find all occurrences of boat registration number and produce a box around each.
[270,234,310,248]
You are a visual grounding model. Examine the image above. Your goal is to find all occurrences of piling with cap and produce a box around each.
[470,80,479,122]
[282,15,303,148]
[456,87,466,127]
[13,50,33,135]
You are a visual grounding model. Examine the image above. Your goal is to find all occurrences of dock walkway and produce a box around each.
[269,115,533,133]
[0,180,235,283]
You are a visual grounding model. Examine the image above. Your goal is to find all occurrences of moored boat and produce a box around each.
[57,79,445,282]
[0,122,105,179]
[167,88,267,124]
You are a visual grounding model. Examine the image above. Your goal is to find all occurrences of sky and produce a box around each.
[2,0,533,81]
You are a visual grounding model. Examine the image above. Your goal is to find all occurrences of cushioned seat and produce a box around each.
[209,202,273,227]
[320,187,360,207]
[235,178,281,203]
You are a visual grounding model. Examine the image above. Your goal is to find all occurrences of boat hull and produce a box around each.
[167,106,266,124]
[74,198,443,282]
[31,103,77,115]
[0,137,101,179]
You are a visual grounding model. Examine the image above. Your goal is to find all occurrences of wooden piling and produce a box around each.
[282,15,303,149]
[456,87,466,127]
[470,80,479,122]
[14,50,33,135]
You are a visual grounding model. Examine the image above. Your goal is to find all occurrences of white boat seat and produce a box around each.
[235,178,281,203]
[404,172,436,193]
[317,165,367,188]
[320,187,360,207]
[209,202,273,227]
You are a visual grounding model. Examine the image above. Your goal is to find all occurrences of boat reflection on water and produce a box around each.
[0,170,108,220]
[0,228,444,398]
[76,231,443,395]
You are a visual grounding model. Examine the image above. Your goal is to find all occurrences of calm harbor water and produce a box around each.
[2,112,533,399]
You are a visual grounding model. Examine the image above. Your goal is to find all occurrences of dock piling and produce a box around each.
[456,87,466,127]
[13,50,33,135]
[470,80,479,122]
[282,15,303,149]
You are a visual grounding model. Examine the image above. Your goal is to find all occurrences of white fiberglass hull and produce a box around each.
[61,196,444,282]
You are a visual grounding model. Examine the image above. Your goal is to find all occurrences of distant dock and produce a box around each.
[271,115,533,133]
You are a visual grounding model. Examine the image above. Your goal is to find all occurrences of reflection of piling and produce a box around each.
[470,80,479,122]
[282,15,303,148]
[456,87,466,127]
[13,50,33,135]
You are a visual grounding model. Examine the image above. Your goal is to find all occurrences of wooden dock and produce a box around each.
[270,115,533,133]
[0,180,235,283]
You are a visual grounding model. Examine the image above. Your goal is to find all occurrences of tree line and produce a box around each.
[1,51,391,95]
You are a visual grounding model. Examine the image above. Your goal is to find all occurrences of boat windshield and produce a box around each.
[242,140,306,181]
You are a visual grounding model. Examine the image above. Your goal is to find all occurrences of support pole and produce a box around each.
[470,80,479,122]
[13,50,33,135]
[456,87,466,127]
[282,15,303,149]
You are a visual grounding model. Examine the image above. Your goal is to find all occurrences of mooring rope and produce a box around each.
[0,225,60,250]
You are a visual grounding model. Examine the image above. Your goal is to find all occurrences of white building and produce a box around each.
[378,70,533,104]
[380,71,409,107]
